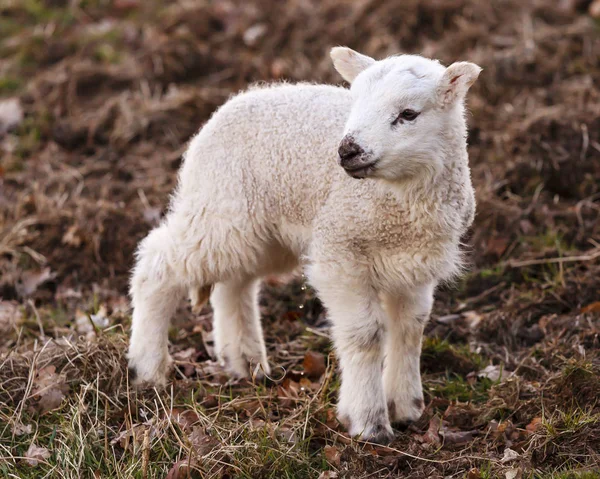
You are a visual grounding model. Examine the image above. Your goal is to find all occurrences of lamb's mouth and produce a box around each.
[343,160,378,179]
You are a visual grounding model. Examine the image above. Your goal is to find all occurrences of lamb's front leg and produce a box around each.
[309,265,393,444]
[382,283,435,425]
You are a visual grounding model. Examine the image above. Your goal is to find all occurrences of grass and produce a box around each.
[1,0,600,476]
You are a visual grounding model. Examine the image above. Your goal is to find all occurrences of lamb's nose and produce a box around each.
[338,137,363,166]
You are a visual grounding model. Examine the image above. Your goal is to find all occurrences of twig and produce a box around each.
[506,248,600,268]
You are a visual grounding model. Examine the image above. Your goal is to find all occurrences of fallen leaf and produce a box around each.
[0,300,22,333]
[303,351,326,379]
[417,415,441,445]
[111,423,156,449]
[436,313,461,324]
[113,0,140,11]
[505,467,522,479]
[62,224,83,248]
[24,443,50,466]
[143,206,161,226]
[188,426,219,456]
[278,426,298,444]
[477,364,511,382]
[16,268,56,297]
[243,23,267,46]
[582,302,600,314]
[324,445,341,467]
[277,378,300,407]
[173,347,201,377]
[12,422,33,435]
[440,428,479,444]
[486,236,509,257]
[501,447,520,463]
[75,307,109,336]
[166,459,194,479]
[318,472,338,479]
[467,468,482,479]
[590,0,600,18]
[0,98,23,135]
[31,365,68,414]
[170,408,200,432]
[525,417,542,435]
[463,310,483,329]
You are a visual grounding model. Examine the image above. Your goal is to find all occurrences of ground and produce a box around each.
[1,0,600,478]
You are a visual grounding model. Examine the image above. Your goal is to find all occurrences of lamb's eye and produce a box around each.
[392,109,420,125]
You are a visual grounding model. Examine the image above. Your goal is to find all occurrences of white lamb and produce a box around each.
[128,47,481,444]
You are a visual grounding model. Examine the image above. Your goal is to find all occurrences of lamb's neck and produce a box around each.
[385,144,470,206]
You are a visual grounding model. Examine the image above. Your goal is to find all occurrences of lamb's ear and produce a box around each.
[437,62,482,107]
[330,47,375,83]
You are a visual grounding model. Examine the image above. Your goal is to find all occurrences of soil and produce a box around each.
[1,1,599,478]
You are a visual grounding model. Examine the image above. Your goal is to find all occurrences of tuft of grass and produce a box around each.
[426,373,493,403]
[421,336,486,375]
[0,76,22,96]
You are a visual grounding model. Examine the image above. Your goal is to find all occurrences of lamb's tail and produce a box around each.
[189,284,213,313]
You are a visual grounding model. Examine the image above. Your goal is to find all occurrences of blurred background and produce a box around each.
[1,1,599,478]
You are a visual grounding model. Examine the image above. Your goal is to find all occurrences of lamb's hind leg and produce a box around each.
[211,277,270,379]
[128,225,187,386]
[382,283,435,425]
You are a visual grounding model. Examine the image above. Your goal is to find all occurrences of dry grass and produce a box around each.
[1,0,600,477]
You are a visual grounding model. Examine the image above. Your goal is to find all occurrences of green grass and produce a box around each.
[426,373,493,403]
[0,76,22,96]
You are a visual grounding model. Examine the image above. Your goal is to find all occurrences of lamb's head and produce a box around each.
[331,47,481,182]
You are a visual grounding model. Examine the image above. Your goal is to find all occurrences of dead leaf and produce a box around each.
[467,468,482,479]
[505,467,522,479]
[278,426,298,444]
[170,408,200,432]
[463,310,483,329]
[325,408,339,429]
[143,206,161,226]
[31,365,68,414]
[173,347,201,377]
[166,459,194,479]
[111,423,156,449]
[188,426,219,457]
[303,351,326,379]
[590,0,600,18]
[318,472,338,479]
[16,268,56,297]
[417,415,441,445]
[501,447,520,463]
[0,300,22,333]
[525,417,542,435]
[23,443,50,466]
[0,98,23,135]
[440,427,479,444]
[277,378,300,407]
[324,445,341,467]
[582,301,600,314]
[12,422,33,435]
[62,225,83,248]
[486,236,509,257]
[477,364,511,382]
[243,23,267,46]
[113,0,140,11]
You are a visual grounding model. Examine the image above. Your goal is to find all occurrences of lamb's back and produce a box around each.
[177,83,353,225]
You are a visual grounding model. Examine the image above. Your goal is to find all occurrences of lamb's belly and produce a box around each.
[274,221,314,260]
[372,243,463,291]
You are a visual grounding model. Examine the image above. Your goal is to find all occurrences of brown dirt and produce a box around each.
[1,0,600,477]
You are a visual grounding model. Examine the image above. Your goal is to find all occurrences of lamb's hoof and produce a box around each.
[358,423,395,445]
[127,354,171,388]
[388,397,425,427]
[218,351,270,381]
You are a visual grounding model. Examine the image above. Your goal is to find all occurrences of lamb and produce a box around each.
[127,47,481,445]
